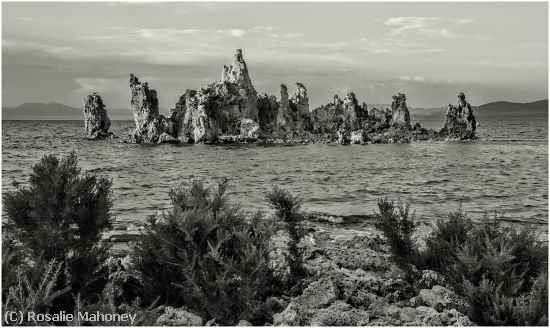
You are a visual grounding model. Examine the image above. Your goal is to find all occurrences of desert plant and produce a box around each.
[374,198,418,268]
[2,152,113,303]
[419,205,473,271]
[266,186,306,285]
[132,179,275,325]
[2,260,70,326]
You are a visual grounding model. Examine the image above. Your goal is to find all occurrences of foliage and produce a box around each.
[69,293,163,326]
[2,152,113,304]
[450,216,548,325]
[377,199,548,326]
[266,186,307,286]
[131,179,275,325]
[419,205,473,272]
[374,198,418,268]
[2,260,70,326]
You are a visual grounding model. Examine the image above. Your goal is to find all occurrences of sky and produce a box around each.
[2,1,548,112]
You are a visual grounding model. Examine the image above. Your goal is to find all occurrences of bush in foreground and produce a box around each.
[375,199,548,326]
[131,179,276,325]
[266,186,307,286]
[2,152,113,305]
[374,198,418,268]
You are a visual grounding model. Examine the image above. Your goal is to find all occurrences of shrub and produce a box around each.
[2,152,113,303]
[2,260,70,325]
[374,198,418,268]
[266,186,306,285]
[131,179,275,325]
[415,209,548,326]
[420,205,473,272]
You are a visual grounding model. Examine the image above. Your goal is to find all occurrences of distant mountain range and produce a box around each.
[2,99,548,120]
[1,102,135,120]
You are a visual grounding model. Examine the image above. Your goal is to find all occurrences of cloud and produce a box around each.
[14,17,69,25]
[75,78,123,93]
[383,16,479,39]
[400,76,425,82]
[462,60,544,68]
[3,39,82,57]
[514,42,547,49]
[252,26,276,31]
[358,37,446,55]
[134,28,246,38]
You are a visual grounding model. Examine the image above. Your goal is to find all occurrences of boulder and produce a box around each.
[391,93,411,128]
[83,93,111,139]
[442,92,476,139]
[294,277,338,309]
[236,320,252,326]
[272,302,305,326]
[155,306,203,326]
[309,301,370,326]
[417,285,467,312]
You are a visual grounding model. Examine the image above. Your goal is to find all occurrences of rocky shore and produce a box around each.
[83,49,477,144]
[107,216,472,326]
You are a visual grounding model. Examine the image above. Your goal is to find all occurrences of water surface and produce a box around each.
[2,118,547,235]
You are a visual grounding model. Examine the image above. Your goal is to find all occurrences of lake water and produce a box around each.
[2,118,548,236]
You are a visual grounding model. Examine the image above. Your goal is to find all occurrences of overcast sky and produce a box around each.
[2,2,548,111]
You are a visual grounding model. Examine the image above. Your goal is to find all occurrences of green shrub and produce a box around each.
[266,186,306,286]
[2,152,113,303]
[374,198,418,268]
[131,179,275,325]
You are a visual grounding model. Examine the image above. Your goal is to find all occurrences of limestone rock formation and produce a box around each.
[276,84,294,131]
[257,93,279,131]
[169,49,261,143]
[390,93,411,128]
[311,93,367,135]
[128,74,175,143]
[442,93,477,139]
[289,83,312,130]
[342,92,367,130]
[221,48,258,120]
[289,82,309,118]
[369,107,391,124]
[130,74,159,133]
[83,93,111,139]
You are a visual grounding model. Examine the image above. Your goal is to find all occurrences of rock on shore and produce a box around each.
[83,93,112,139]
[270,230,473,326]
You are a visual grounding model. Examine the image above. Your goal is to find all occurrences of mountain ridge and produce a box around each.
[2,99,547,120]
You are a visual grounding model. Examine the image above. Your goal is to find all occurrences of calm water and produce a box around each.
[2,118,548,235]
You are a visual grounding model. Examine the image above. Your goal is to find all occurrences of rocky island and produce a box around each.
[84,49,477,144]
